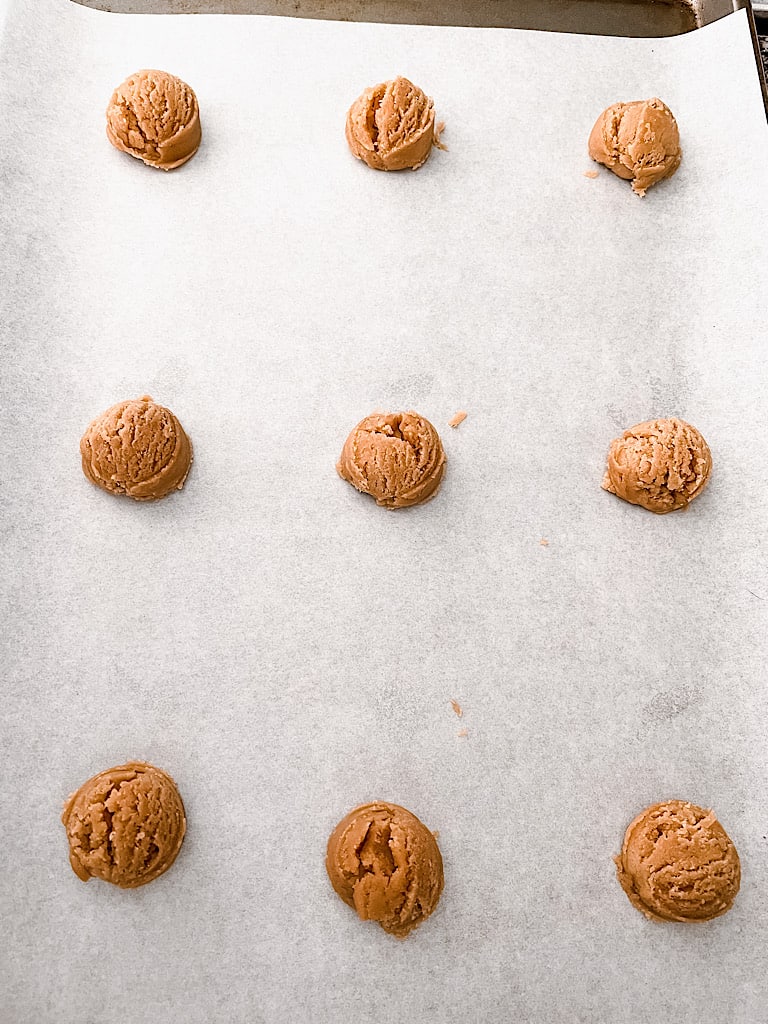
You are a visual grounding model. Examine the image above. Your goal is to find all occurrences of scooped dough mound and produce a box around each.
[106,69,201,170]
[602,417,710,513]
[337,411,445,509]
[62,762,186,888]
[588,98,680,196]
[80,395,192,501]
[346,76,440,171]
[615,800,740,921]
[326,802,444,937]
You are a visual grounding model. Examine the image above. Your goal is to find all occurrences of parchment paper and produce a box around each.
[1,3,767,1021]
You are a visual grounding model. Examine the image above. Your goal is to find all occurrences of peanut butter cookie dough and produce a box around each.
[602,417,711,513]
[107,70,201,170]
[615,800,740,922]
[346,76,442,171]
[326,802,444,938]
[588,98,681,196]
[80,396,192,501]
[62,762,186,888]
[337,411,445,509]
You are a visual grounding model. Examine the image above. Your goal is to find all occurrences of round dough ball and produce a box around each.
[337,411,446,509]
[588,98,681,196]
[80,395,192,501]
[326,802,444,938]
[615,800,740,922]
[106,69,201,170]
[602,417,711,513]
[61,762,186,888]
[346,76,439,171]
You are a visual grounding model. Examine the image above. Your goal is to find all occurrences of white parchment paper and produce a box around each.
[1,3,767,1021]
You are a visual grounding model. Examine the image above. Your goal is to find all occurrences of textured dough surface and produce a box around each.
[80,395,192,501]
[62,762,186,888]
[326,802,444,938]
[106,69,201,170]
[337,411,445,509]
[602,417,711,513]
[615,800,740,922]
[588,98,681,196]
[346,76,438,171]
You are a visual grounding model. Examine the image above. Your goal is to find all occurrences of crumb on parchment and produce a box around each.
[448,411,467,429]
[450,699,463,718]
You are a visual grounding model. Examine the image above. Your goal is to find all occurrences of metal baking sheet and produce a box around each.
[72,0,730,35]
[1,2,767,1022]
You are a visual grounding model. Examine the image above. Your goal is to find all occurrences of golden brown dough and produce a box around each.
[106,69,201,170]
[337,411,445,509]
[588,98,680,196]
[80,396,192,501]
[615,800,740,922]
[346,76,440,171]
[602,417,711,514]
[326,802,443,938]
[62,762,186,888]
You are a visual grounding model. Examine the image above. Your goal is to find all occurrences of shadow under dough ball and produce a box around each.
[602,417,711,513]
[615,800,740,922]
[106,69,201,170]
[326,802,444,938]
[337,411,446,509]
[80,395,192,501]
[346,75,442,171]
[62,762,186,888]
[588,97,680,196]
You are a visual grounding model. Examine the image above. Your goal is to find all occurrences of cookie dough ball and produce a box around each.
[326,802,444,938]
[337,411,446,509]
[615,800,740,922]
[346,76,440,171]
[62,762,186,888]
[602,417,711,514]
[80,395,192,501]
[588,98,681,196]
[106,69,201,170]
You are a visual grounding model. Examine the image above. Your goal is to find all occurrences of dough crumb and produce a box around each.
[583,169,599,179]
[457,728,468,738]
[450,699,463,718]
[448,410,467,428]
[434,121,448,151]
[539,538,549,547]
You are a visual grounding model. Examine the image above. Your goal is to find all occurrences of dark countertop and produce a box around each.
[759,24,768,79]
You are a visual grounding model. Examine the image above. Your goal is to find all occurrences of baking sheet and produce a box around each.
[70,0,705,36]
[1,3,767,1022]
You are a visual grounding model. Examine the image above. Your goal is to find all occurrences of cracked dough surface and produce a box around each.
[345,76,438,171]
[615,800,740,922]
[326,802,444,938]
[337,411,445,509]
[80,395,192,501]
[106,69,201,170]
[62,762,186,889]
